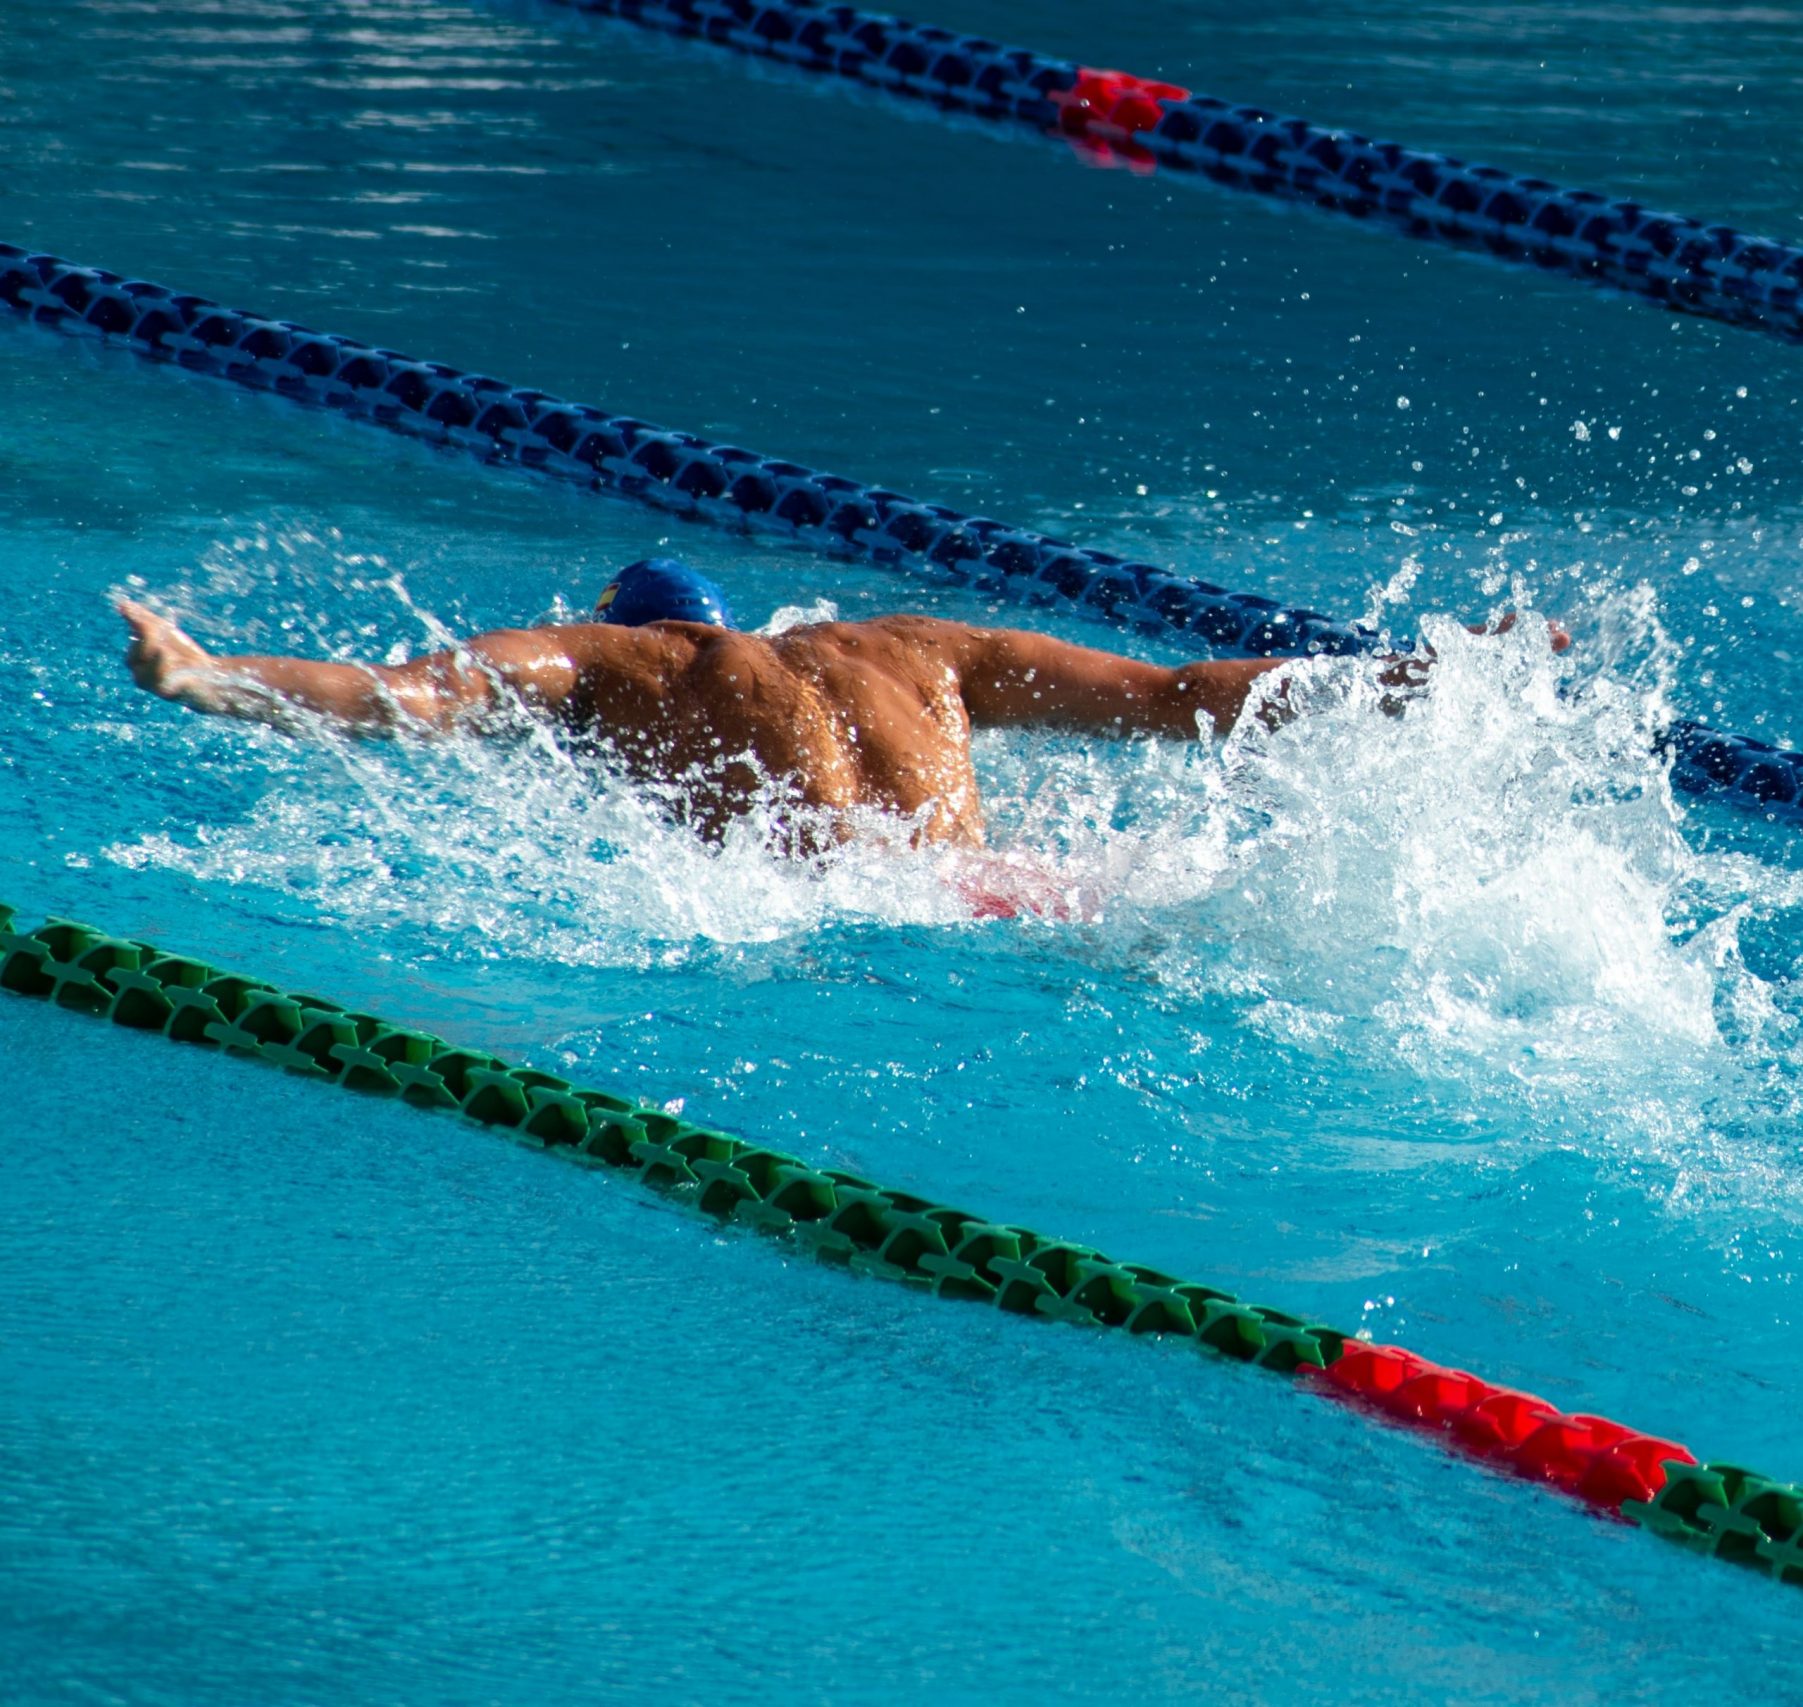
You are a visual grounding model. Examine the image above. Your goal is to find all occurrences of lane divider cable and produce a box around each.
[543,0,1803,345]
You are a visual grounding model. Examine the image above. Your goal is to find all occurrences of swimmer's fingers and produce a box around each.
[119,599,167,692]
[119,601,164,691]
[1373,608,1568,718]
[1465,611,1572,652]
[117,598,217,703]
[1377,656,1432,687]
[1375,653,1432,718]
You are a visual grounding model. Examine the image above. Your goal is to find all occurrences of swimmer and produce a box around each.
[118,556,1563,855]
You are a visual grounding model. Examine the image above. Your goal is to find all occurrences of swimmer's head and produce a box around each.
[595,558,734,628]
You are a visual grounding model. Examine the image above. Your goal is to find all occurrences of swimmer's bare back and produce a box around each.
[118,600,1299,849]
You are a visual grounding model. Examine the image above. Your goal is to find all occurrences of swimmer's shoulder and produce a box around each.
[786,613,977,653]
[550,619,721,657]
[531,621,734,687]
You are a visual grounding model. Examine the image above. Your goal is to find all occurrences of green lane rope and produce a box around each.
[0,902,1342,1368]
[2,897,1799,1586]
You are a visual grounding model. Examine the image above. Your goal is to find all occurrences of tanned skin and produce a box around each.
[118,601,1561,851]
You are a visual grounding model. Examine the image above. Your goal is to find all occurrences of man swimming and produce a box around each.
[118,557,1549,854]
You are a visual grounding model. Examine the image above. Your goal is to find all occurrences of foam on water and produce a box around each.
[1111,601,1803,1217]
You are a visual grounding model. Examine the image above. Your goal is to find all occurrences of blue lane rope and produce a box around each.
[544,0,1803,346]
[0,244,1369,657]
[4,241,1797,823]
[1660,721,1803,820]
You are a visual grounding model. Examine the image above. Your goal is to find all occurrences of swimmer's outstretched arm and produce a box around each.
[939,614,1567,738]
[940,623,1289,739]
[118,600,585,734]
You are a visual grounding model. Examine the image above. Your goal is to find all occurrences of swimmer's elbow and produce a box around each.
[374,652,501,735]
[1171,658,1292,740]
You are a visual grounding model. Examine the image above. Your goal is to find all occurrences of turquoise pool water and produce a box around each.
[5,1,1803,1700]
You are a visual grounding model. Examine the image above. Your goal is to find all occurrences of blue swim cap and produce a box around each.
[595,558,733,628]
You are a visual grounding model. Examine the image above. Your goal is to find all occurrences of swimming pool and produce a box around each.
[5,0,1803,1699]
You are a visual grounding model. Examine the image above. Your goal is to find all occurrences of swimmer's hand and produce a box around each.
[119,599,235,713]
[1376,611,1570,714]
[119,597,384,730]
[118,597,566,735]
[1476,611,1571,652]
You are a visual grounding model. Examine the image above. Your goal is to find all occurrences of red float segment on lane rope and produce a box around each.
[1312,1341,1696,1511]
[1053,68,1190,171]
[1058,68,1191,138]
